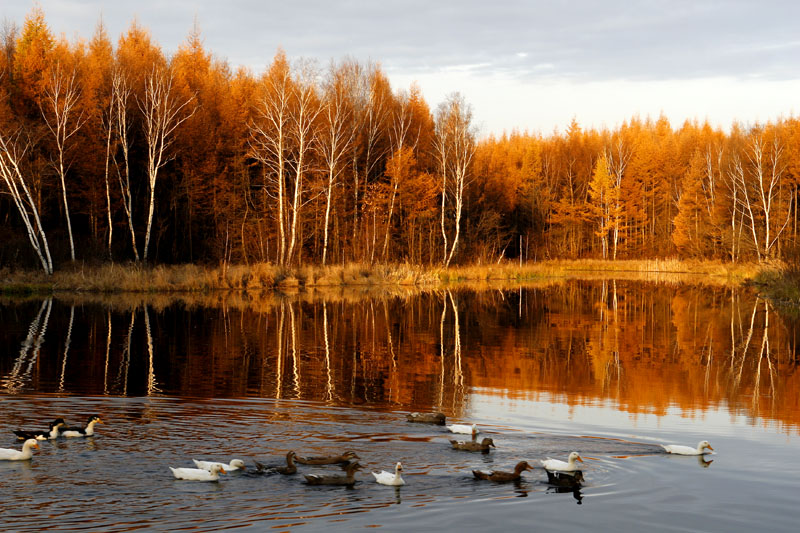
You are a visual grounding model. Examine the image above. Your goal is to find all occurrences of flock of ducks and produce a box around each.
[0,416,102,461]
[2,412,715,489]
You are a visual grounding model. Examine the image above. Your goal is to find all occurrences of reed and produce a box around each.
[0,259,771,294]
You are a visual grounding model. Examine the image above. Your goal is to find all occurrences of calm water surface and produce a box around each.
[1,280,799,531]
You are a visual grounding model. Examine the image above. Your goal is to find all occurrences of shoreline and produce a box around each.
[0,259,774,295]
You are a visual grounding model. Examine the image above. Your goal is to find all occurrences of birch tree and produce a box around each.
[433,93,475,267]
[382,91,415,260]
[285,61,321,266]
[0,129,54,274]
[730,132,792,261]
[111,69,139,261]
[40,64,86,262]
[317,63,354,265]
[604,138,631,260]
[249,51,292,266]
[138,65,196,261]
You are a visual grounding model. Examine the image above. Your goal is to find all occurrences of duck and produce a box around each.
[61,415,103,438]
[449,437,496,453]
[13,418,66,440]
[406,412,446,425]
[446,423,478,435]
[192,458,246,472]
[473,461,534,482]
[304,461,362,486]
[542,452,583,472]
[0,439,40,461]
[372,462,405,486]
[661,440,714,455]
[170,463,226,481]
[255,451,297,475]
[295,450,360,465]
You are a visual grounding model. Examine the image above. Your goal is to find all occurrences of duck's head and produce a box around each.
[481,438,496,447]
[395,462,403,472]
[211,464,227,475]
[342,451,360,461]
[569,452,583,463]
[699,440,714,452]
[230,459,246,470]
[88,415,103,425]
[345,462,363,474]
[515,461,534,473]
[286,451,296,460]
[24,439,39,449]
[51,418,66,429]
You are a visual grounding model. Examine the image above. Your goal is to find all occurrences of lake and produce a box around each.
[1,279,799,531]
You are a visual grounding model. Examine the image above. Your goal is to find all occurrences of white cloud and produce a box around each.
[391,71,800,136]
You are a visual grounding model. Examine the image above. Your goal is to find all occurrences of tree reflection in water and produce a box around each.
[0,280,799,432]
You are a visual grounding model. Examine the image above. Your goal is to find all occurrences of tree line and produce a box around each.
[1,9,799,274]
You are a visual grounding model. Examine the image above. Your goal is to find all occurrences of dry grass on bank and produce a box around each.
[0,259,774,295]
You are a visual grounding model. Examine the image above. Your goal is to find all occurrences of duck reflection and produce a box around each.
[697,455,714,469]
[545,469,584,504]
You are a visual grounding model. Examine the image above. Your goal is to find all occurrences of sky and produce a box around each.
[2,1,800,137]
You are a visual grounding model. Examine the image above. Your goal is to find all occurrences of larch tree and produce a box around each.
[587,153,614,259]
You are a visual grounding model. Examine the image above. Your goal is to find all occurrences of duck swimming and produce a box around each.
[406,412,446,425]
[61,415,103,438]
[170,463,226,481]
[449,437,496,453]
[447,423,478,436]
[255,451,297,475]
[304,461,362,486]
[13,418,66,440]
[192,459,246,472]
[542,452,583,472]
[0,439,40,461]
[372,462,405,486]
[295,450,360,465]
[661,440,714,455]
[473,461,534,482]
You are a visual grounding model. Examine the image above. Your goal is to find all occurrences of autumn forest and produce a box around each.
[2,9,800,274]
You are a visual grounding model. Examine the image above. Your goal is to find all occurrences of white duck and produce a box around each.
[62,415,103,438]
[662,440,714,456]
[542,451,583,472]
[447,423,478,435]
[170,463,226,481]
[192,458,246,472]
[0,439,40,461]
[372,462,405,486]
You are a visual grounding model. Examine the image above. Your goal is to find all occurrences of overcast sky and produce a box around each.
[3,1,800,136]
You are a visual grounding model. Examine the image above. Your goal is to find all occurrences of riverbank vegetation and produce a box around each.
[0,8,798,303]
[0,259,773,295]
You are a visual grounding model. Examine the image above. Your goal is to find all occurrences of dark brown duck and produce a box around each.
[472,461,534,482]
